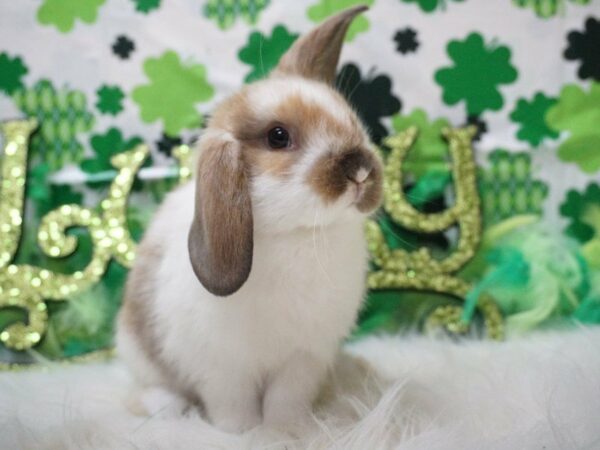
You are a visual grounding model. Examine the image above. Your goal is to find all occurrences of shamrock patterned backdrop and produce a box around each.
[0,0,600,360]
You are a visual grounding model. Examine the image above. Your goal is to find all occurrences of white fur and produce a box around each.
[3,328,600,449]
[118,177,370,432]
[246,76,355,131]
[117,70,377,432]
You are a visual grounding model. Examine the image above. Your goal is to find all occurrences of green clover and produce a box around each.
[96,85,125,116]
[0,52,28,95]
[37,0,106,33]
[560,183,600,244]
[26,162,83,218]
[400,0,465,13]
[131,0,161,14]
[560,183,600,268]
[434,33,518,115]
[81,127,148,190]
[510,92,559,147]
[512,0,591,18]
[307,0,374,42]
[546,82,600,174]
[238,25,299,83]
[132,51,214,136]
[390,108,451,177]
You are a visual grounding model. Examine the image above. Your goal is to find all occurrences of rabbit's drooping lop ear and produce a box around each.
[188,132,253,297]
[274,5,368,84]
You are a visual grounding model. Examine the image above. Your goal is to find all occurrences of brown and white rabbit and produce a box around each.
[117,5,383,434]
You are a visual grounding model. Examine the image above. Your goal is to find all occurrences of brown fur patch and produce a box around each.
[244,143,299,177]
[188,134,254,297]
[274,93,362,147]
[119,242,177,386]
[119,242,164,365]
[119,241,204,407]
[206,88,365,179]
[307,146,383,213]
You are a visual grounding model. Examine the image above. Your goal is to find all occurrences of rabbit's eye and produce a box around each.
[267,127,290,149]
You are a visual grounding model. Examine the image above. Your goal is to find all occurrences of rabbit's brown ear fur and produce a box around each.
[274,5,368,84]
[188,132,253,297]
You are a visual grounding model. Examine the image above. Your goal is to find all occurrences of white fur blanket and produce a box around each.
[2,328,600,449]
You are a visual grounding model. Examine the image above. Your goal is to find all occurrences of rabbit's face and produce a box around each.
[207,76,382,232]
[189,6,379,296]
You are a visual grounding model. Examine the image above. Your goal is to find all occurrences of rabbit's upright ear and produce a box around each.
[188,131,253,297]
[274,5,368,84]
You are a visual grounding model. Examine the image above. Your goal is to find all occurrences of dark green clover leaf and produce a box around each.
[131,0,161,13]
[96,85,125,116]
[510,92,559,147]
[0,52,28,95]
[81,127,149,190]
[435,33,518,115]
[238,25,299,83]
[560,183,600,244]
[336,63,402,144]
[400,0,465,13]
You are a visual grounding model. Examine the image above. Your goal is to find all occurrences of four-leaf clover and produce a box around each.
[564,17,600,82]
[132,51,215,136]
[510,92,559,147]
[0,52,28,95]
[96,85,125,116]
[336,63,402,144]
[130,0,161,14]
[394,28,419,54]
[112,35,136,59]
[435,33,518,115]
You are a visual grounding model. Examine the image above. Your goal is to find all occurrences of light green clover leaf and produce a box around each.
[546,83,600,173]
[37,0,106,33]
[307,0,374,42]
[132,51,214,136]
[512,0,591,18]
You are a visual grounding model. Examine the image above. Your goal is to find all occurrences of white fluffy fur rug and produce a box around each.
[2,327,600,449]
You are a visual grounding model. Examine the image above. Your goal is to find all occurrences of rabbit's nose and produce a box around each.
[349,167,370,184]
[341,149,372,183]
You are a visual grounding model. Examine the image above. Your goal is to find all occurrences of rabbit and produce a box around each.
[116,5,383,434]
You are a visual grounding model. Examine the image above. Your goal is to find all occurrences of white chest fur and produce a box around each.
[148,183,368,385]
